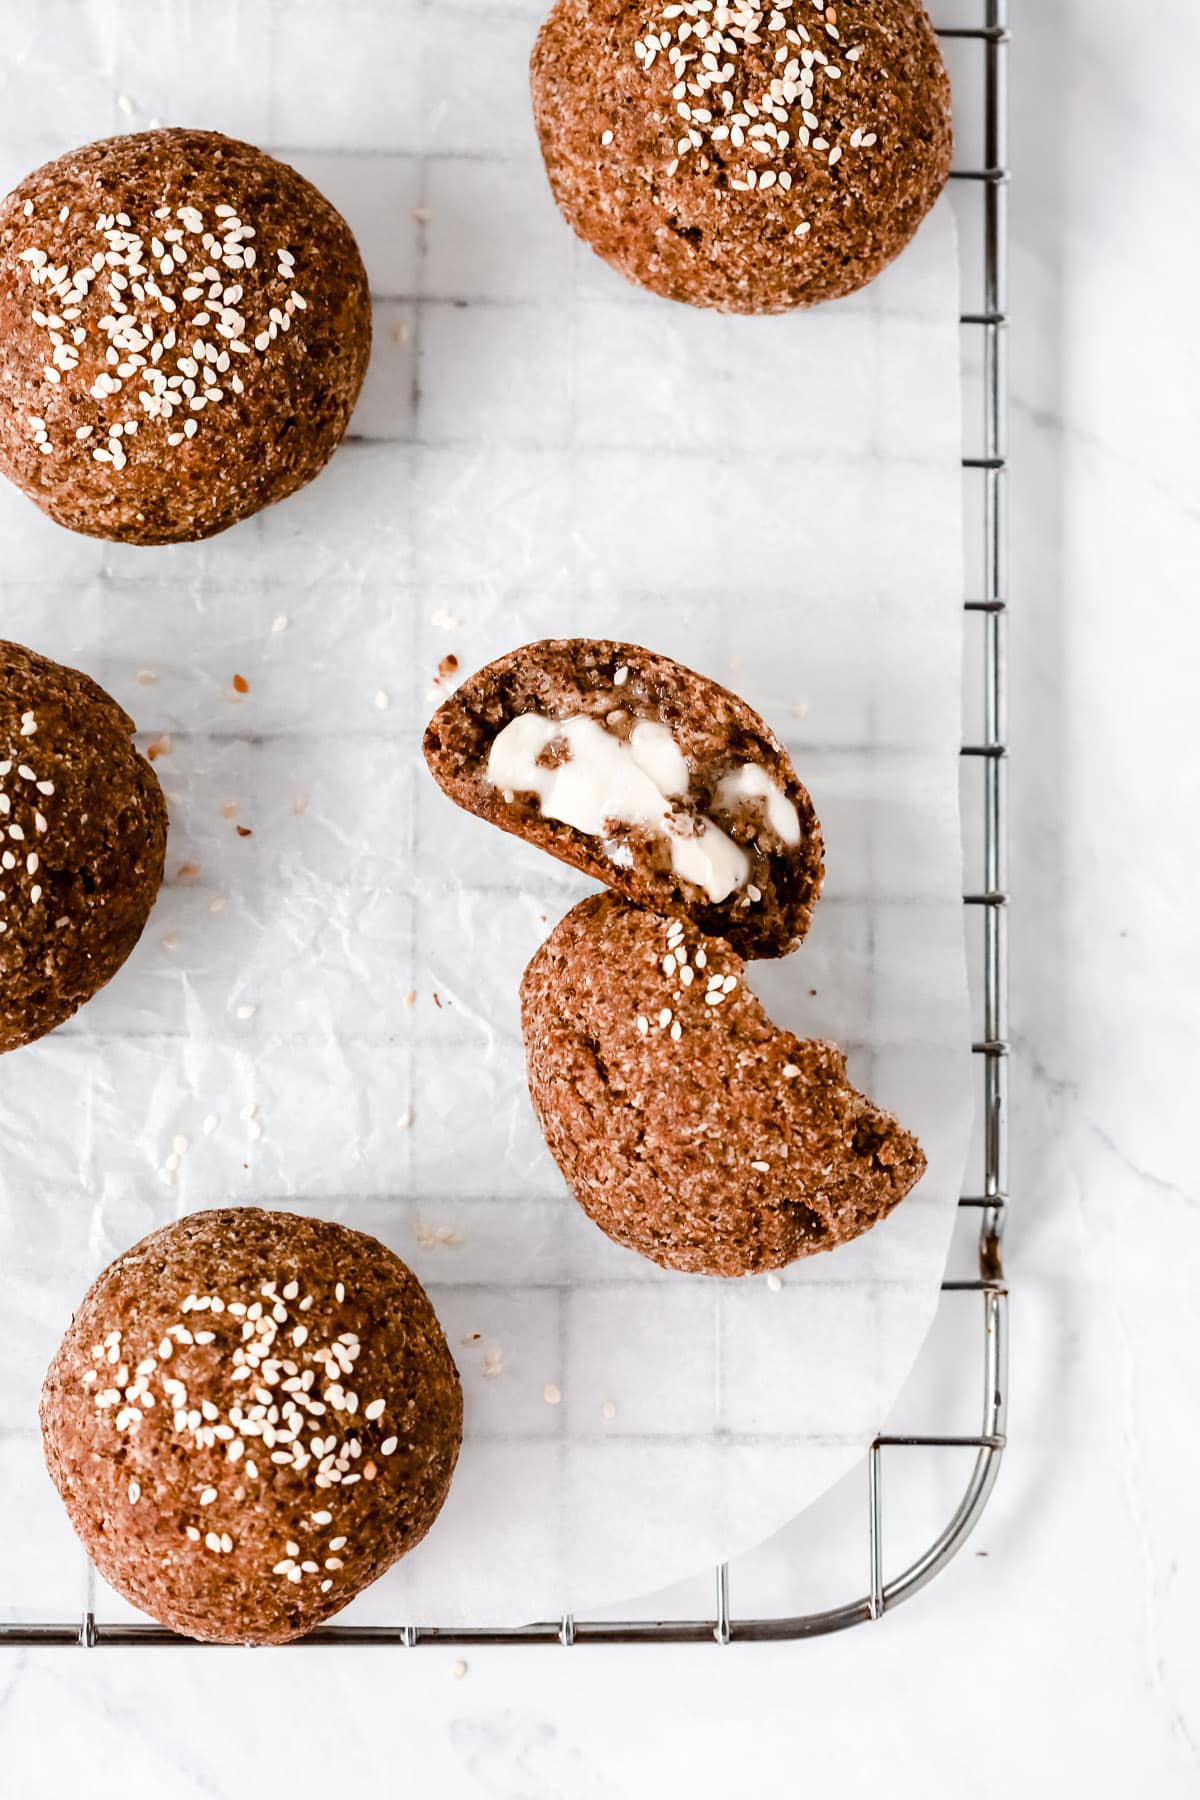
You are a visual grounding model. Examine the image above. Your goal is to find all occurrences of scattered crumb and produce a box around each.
[246,1118,262,1142]
[460,1332,482,1346]
[451,1659,468,1680]
[413,1219,463,1251]
[202,1115,219,1135]
[481,1347,504,1378]
[602,1400,617,1421]
[136,668,158,686]
[412,206,432,224]
[235,825,253,838]
[766,1271,783,1293]
[235,1004,256,1021]
[176,862,199,882]
[543,1382,562,1406]
[427,652,461,705]
[117,93,135,116]
[221,802,239,819]
[374,689,390,710]
[403,990,416,1008]
[430,608,462,630]
[432,992,443,1009]
[391,320,412,347]
[209,894,227,914]
[146,733,172,761]
[232,673,249,695]
[396,1108,414,1132]
[271,614,289,634]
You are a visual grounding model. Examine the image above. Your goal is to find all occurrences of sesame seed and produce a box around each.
[543,1382,562,1405]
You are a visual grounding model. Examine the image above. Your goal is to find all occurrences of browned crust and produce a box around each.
[0,639,167,1052]
[0,129,371,543]
[423,638,824,957]
[40,1209,463,1645]
[531,0,952,313]
[521,894,926,1275]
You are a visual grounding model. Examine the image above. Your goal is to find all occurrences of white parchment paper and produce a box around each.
[0,2,970,1627]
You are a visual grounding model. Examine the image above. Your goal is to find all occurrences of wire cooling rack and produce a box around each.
[1,0,1009,1649]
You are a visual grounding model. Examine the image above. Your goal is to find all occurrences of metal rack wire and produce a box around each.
[1,1,1009,1650]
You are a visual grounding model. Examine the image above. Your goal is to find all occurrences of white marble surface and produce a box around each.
[3,2,1199,1794]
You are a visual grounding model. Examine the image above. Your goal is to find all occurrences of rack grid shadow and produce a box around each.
[0,0,1010,1651]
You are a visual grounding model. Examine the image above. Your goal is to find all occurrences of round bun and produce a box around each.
[425,638,824,958]
[0,129,371,543]
[41,1209,463,1645]
[0,640,166,1052]
[531,0,952,312]
[521,894,926,1275]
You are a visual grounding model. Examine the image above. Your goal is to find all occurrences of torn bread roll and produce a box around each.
[521,894,926,1276]
[423,638,824,957]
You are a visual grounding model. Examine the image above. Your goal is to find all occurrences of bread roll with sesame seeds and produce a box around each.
[424,638,824,957]
[0,639,166,1052]
[530,0,952,313]
[0,129,370,543]
[41,1209,463,1646]
[521,894,925,1275]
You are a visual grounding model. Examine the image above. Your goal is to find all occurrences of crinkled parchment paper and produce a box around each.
[0,1,969,1626]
